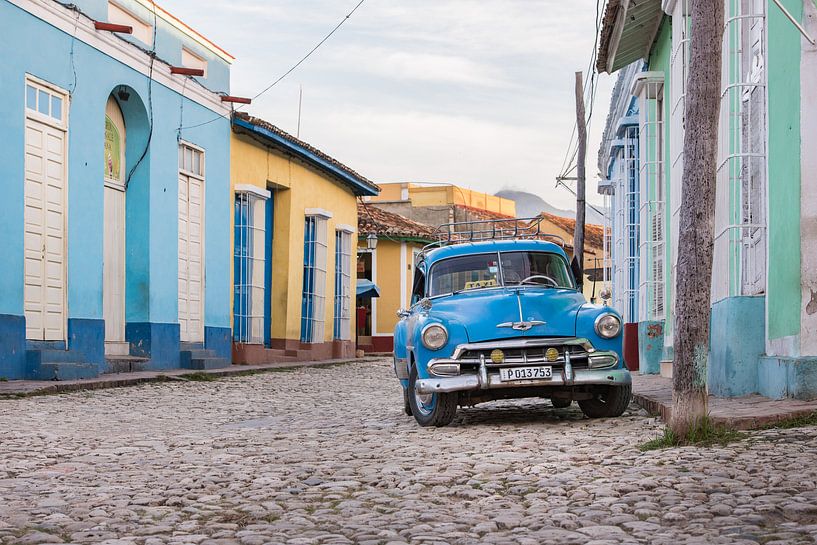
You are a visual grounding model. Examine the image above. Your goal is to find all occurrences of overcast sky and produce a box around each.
[167,0,613,209]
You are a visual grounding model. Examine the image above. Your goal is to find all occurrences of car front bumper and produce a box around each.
[413,337,630,395]
[414,367,631,394]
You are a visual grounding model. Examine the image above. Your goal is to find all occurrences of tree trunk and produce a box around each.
[574,71,586,282]
[671,0,724,439]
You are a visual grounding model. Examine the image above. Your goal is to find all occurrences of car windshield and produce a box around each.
[428,251,573,296]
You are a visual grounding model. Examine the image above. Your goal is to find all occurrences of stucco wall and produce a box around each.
[0,0,231,328]
[230,132,359,344]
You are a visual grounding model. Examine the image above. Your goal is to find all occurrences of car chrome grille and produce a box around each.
[457,345,590,369]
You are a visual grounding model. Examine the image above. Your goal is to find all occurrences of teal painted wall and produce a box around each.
[767,0,802,340]
[708,296,766,397]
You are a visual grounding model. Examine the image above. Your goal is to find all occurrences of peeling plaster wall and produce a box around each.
[800,0,817,356]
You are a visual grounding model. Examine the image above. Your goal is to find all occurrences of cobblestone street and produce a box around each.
[1,358,817,545]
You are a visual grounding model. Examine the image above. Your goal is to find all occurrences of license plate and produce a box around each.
[499,366,553,382]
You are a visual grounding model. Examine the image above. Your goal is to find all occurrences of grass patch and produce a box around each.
[640,417,748,451]
[0,377,7,382]
[181,372,218,382]
[761,411,817,430]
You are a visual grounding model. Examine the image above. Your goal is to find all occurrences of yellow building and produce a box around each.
[356,204,436,353]
[230,113,379,363]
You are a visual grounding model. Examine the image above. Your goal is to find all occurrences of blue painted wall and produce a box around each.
[637,320,664,375]
[708,296,766,397]
[0,0,232,376]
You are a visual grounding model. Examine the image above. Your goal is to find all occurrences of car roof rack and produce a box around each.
[418,216,567,261]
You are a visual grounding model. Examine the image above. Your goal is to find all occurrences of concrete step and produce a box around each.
[104,356,150,374]
[27,349,86,365]
[35,362,99,381]
[181,357,230,370]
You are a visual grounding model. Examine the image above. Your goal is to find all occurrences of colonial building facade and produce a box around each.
[597,0,817,398]
[230,114,379,365]
[0,0,233,379]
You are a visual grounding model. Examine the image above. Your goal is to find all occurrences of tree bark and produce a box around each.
[574,71,586,282]
[671,0,724,439]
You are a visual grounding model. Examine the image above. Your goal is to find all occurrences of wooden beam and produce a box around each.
[94,21,133,34]
[220,95,252,104]
[170,67,205,77]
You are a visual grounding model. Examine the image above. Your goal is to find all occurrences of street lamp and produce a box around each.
[366,233,378,250]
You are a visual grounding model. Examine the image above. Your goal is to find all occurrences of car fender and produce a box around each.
[575,303,625,367]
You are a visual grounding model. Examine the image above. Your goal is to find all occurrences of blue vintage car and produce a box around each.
[393,229,631,427]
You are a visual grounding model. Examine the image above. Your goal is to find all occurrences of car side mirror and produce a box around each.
[397,308,410,319]
[570,256,584,292]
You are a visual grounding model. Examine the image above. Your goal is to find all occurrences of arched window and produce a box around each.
[104,96,126,185]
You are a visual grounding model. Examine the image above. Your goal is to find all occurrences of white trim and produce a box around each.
[129,0,234,63]
[234,184,270,200]
[336,223,355,234]
[631,71,665,98]
[400,242,407,310]
[9,0,231,115]
[305,207,333,219]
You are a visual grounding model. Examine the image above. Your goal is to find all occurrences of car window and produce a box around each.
[429,253,500,296]
[500,251,574,288]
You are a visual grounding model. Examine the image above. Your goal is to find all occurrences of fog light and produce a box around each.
[490,349,505,364]
[588,354,618,369]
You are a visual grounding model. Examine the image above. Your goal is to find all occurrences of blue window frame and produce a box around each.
[301,216,327,342]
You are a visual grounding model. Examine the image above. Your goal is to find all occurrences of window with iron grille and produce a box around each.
[333,230,352,340]
[301,216,327,343]
[233,192,267,344]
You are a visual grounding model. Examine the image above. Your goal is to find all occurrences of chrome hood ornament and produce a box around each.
[496,320,546,332]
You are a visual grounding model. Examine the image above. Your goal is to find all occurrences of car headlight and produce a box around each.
[422,324,448,350]
[595,313,622,339]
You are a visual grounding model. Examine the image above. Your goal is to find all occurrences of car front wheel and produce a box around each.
[578,384,631,418]
[408,365,458,427]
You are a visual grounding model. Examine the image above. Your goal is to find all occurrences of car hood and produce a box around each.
[429,287,584,343]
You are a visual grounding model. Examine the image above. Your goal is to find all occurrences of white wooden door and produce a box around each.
[178,147,204,343]
[103,97,127,355]
[24,118,66,341]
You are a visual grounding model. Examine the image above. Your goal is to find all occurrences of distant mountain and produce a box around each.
[495,189,608,225]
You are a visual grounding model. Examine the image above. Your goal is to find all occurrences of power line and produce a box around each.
[557,0,603,180]
[178,0,367,132]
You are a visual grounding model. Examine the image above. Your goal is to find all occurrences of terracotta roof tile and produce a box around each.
[233,112,380,195]
[358,203,437,241]
[532,212,605,249]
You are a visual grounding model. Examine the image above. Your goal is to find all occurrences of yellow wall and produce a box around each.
[231,132,360,343]
[372,182,517,217]
[358,238,425,336]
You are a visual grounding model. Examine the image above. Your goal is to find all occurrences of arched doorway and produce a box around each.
[103,95,127,356]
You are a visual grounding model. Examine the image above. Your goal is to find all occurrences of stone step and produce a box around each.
[27,349,86,365]
[104,356,150,374]
[35,362,99,381]
[181,357,230,370]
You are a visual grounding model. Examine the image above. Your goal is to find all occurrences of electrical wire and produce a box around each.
[177,0,367,132]
[125,2,157,190]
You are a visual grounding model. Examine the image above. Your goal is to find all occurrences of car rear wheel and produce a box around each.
[408,365,457,427]
[578,384,631,418]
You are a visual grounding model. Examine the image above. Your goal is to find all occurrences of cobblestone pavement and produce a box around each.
[1,359,817,545]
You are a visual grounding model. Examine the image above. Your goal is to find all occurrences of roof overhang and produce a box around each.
[596,0,665,74]
[232,117,379,197]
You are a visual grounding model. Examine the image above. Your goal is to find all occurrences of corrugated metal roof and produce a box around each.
[597,0,664,74]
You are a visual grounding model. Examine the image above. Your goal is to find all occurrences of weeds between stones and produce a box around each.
[640,416,747,451]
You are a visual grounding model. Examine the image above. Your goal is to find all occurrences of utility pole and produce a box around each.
[671,0,724,440]
[574,71,587,287]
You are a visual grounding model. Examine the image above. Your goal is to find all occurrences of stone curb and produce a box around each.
[0,356,387,399]
[632,387,817,430]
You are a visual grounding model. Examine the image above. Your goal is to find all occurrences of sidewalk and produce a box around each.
[632,373,817,429]
[0,357,385,398]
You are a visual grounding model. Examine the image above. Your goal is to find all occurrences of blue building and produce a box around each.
[0,0,234,379]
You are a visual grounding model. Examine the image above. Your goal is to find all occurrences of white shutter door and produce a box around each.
[103,186,126,345]
[24,119,65,341]
[178,173,204,342]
